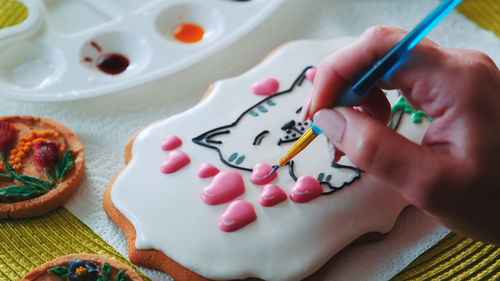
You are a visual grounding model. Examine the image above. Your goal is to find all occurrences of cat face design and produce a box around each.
[192,67,360,193]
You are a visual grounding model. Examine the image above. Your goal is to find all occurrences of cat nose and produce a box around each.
[281,120,296,131]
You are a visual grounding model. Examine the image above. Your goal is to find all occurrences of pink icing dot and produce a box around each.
[289,175,322,203]
[250,163,277,185]
[160,150,190,174]
[161,135,182,151]
[259,184,287,207]
[305,67,317,82]
[250,77,279,96]
[201,170,245,205]
[197,163,220,178]
[218,200,257,232]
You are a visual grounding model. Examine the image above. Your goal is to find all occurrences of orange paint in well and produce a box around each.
[173,22,204,43]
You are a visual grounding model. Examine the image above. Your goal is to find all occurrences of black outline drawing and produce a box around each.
[192,67,362,194]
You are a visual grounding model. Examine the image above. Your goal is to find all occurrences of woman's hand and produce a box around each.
[303,26,500,244]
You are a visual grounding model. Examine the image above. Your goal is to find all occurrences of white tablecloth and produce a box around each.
[1,0,499,280]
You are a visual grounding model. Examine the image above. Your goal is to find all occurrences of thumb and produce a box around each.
[313,107,432,189]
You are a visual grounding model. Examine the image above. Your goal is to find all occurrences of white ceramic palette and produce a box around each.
[0,0,284,102]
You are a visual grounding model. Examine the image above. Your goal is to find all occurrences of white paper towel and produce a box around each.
[1,0,499,280]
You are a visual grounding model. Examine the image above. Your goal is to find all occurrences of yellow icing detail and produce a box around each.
[75,266,88,276]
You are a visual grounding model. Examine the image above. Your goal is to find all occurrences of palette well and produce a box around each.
[0,0,284,102]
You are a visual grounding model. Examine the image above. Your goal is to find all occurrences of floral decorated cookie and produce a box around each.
[21,254,143,281]
[0,116,84,218]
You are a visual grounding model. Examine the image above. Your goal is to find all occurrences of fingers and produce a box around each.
[313,107,435,189]
[304,25,443,120]
[356,87,391,125]
[325,86,391,162]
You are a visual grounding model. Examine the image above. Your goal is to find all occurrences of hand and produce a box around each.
[302,26,500,245]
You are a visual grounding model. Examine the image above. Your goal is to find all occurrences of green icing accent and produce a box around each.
[46,168,56,187]
[0,186,40,203]
[56,150,74,182]
[18,174,51,190]
[257,105,268,113]
[389,96,434,127]
[250,111,258,117]
[2,151,47,192]
[101,263,112,278]
[0,173,12,180]
[48,266,69,278]
[115,269,127,281]
[0,148,75,203]
[267,100,276,106]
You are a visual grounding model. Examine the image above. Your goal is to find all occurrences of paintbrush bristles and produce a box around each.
[269,127,319,175]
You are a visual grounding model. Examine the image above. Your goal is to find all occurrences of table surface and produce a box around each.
[0,0,499,280]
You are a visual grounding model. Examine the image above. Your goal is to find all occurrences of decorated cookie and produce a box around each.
[103,39,432,281]
[0,116,84,218]
[21,254,142,281]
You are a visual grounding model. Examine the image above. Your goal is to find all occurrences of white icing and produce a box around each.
[110,38,430,281]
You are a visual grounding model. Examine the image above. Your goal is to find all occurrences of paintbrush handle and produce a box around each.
[334,0,463,107]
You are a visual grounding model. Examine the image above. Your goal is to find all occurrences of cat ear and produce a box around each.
[192,126,231,148]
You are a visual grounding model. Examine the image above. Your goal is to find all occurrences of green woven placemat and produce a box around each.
[0,207,150,281]
[0,0,28,30]
[0,0,499,280]
[458,0,500,37]
[391,233,500,281]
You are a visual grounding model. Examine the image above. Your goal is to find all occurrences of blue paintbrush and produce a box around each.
[269,0,463,175]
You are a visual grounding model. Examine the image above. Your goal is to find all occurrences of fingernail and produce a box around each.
[313,108,346,144]
[353,106,374,118]
[327,140,336,161]
[300,94,312,122]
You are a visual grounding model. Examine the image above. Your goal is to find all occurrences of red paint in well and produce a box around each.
[96,53,130,75]
[90,41,102,52]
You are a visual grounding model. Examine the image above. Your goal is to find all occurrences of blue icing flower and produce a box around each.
[68,260,99,281]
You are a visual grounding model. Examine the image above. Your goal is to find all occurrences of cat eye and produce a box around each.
[253,130,269,146]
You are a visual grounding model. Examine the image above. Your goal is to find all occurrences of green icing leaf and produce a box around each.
[48,266,69,278]
[56,150,74,182]
[102,263,112,277]
[0,186,40,203]
[0,185,38,196]
[46,168,56,187]
[0,150,53,203]
[18,174,51,191]
[389,96,433,128]
[0,173,12,180]
[115,269,128,281]
[1,151,16,176]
